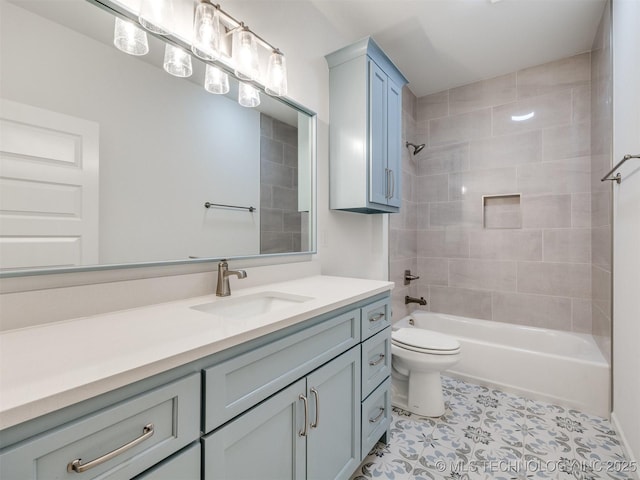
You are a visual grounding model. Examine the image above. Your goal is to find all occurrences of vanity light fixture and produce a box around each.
[205,64,230,94]
[266,49,288,96]
[163,44,193,78]
[138,0,174,35]
[192,2,221,60]
[232,25,260,81]
[238,81,260,107]
[113,17,149,56]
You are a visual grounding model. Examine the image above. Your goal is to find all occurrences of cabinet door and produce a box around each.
[386,77,402,208]
[306,348,361,480]
[202,379,306,480]
[368,59,389,206]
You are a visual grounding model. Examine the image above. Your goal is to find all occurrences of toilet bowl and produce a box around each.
[391,327,461,417]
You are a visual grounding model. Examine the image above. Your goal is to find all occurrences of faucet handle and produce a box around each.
[404,269,420,285]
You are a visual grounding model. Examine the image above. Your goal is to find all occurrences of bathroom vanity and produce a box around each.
[0,276,392,480]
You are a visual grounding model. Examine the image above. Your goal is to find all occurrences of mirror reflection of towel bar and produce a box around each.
[204,202,255,212]
[601,154,640,184]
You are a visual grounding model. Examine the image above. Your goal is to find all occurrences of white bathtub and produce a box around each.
[394,311,610,417]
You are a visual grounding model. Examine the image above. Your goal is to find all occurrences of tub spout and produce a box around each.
[405,295,427,306]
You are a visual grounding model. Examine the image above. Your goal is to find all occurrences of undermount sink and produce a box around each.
[191,291,314,319]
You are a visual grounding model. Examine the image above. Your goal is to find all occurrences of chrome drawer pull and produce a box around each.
[369,354,385,366]
[67,423,154,473]
[310,387,320,429]
[369,407,385,424]
[369,312,385,322]
[299,394,309,437]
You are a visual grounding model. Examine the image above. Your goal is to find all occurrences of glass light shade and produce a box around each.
[238,82,260,108]
[163,45,192,77]
[233,27,259,81]
[138,0,174,35]
[265,50,288,96]
[204,65,230,94]
[191,3,221,60]
[114,18,149,56]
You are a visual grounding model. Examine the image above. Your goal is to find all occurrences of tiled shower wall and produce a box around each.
[259,114,303,254]
[393,53,595,333]
[390,87,419,319]
[590,1,613,360]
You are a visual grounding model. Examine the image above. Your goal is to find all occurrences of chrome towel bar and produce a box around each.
[204,202,255,212]
[601,154,640,184]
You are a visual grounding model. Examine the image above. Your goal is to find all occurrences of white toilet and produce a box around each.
[391,327,461,417]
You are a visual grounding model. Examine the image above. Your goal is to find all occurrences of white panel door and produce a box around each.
[0,99,99,269]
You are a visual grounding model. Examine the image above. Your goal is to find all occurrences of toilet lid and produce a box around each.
[392,327,460,352]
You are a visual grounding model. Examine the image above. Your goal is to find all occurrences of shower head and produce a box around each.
[406,141,425,155]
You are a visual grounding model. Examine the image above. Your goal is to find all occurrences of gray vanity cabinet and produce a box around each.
[326,37,407,214]
[203,347,361,480]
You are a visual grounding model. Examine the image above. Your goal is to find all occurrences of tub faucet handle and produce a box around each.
[404,270,420,285]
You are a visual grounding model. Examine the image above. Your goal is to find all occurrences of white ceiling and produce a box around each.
[223,0,607,98]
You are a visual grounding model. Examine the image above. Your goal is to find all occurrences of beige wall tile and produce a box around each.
[449,73,516,115]
[417,230,469,258]
[543,228,591,263]
[592,264,611,310]
[521,194,572,228]
[469,131,541,170]
[469,230,542,261]
[572,85,591,123]
[429,108,492,146]
[397,229,417,258]
[591,190,611,228]
[430,201,483,229]
[417,90,449,121]
[483,195,522,229]
[416,173,449,203]
[429,286,493,320]
[416,257,449,286]
[449,168,518,201]
[517,157,591,195]
[572,298,593,333]
[449,259,517,291]
[572,192,592,228]
[517,262,591,298]
[493,292,572,330]
[591,225,611,270]
[417,203,430,230]
[542,122,590,160]
[418,142,470,176]
[493,90,572,136]
[517,53,590,98]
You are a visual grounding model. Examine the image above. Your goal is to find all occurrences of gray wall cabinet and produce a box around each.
[0,293,392,480]
[326,37,408,214]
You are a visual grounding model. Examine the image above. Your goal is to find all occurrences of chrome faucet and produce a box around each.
[216,260,247,297]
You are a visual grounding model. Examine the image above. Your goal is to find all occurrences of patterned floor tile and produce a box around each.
[354,377,635,480]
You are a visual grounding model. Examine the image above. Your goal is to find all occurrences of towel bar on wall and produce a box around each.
[204,202,255,212]
[601,154,640,184]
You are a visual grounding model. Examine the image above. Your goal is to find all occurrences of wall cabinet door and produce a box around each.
[306,348,361,480]
[368,60,389,207]
[203,379,307,480]
[386,78,402,208]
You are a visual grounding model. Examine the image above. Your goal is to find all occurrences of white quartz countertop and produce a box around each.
[0,275,393,430]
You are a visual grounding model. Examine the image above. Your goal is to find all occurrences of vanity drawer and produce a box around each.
[361,377,391,460]
[132,443,200,480]
[204,308,360,433]
[361,298,390,341]
[0,374,200,480]
[361,327,391,400]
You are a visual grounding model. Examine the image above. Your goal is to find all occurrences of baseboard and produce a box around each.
[611,412,640,480]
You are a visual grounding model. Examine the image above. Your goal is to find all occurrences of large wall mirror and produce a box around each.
[0,0,316,276]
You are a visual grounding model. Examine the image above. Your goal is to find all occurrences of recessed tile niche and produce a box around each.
[483,194,522,229]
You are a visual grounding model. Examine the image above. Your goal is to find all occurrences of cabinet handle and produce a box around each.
[299,394,309,437]
[389,169,395,199]
[369,407,385,424]
[67,423,154,473]
[384,168,390,198]
[310,387,320,429]
[369,353,386,366]
[369,312,385,322]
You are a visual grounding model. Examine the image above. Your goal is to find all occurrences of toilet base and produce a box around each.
[407,371,446,417]
[392,370,446,417]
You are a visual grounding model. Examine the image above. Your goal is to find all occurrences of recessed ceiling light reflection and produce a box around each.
[511,112,535,122]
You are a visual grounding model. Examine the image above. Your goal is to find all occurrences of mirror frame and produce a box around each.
[0,0,317,278]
